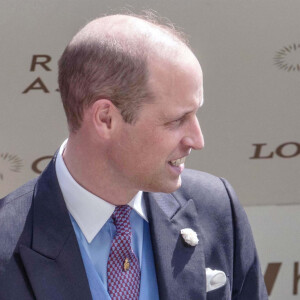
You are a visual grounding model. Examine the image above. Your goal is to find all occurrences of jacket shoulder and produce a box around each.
[178,168,233,203]
[1,177,37,207]
[181,168,222,185]
[0,178,37,272]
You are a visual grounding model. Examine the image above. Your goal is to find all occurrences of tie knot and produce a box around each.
[112,205,132,235]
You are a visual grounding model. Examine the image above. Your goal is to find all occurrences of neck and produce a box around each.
[63,136,138,205]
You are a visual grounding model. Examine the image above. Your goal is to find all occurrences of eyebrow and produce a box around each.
[176,110,194,120]
[159,97,203,123]
[161,106,198,124]
[175,101,202,119]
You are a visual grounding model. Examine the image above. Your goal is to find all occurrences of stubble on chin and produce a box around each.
[151,175,182,194]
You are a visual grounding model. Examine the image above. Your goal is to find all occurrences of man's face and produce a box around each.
[109,50,204,194]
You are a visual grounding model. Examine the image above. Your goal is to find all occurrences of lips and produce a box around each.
[168,156,187,167]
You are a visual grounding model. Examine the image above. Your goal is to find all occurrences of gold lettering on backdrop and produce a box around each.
[31,156,53,174]
[22,55,58,93]
[30,55,52,71]
[264,263,282,296]
[22,77,50,93]
[293,262,300,295]
[250,142,300,159]
[276,142,300,158]
[249,143,274,159]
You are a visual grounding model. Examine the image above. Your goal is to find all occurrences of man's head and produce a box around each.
[59,13,204,198]
[58,13,189,132]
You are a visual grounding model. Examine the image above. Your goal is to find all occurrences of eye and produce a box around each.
[164,114,188,129]
[171,117,185,127]
[173,118,183,124]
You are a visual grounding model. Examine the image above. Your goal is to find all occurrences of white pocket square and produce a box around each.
[205,268,227,292]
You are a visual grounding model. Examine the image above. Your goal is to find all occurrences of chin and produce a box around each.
[152,176,182,194]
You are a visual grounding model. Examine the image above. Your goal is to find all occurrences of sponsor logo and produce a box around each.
[22,54,59,94]
[31,155,53,174]
[0,153,23,180]
[250,142,300,159]
[274,43,300,72]
[264,262,300,296]
[0,154,53,182]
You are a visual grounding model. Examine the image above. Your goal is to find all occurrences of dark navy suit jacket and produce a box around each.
[0,154,268,299]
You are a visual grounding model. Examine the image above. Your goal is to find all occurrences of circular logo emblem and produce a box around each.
[0,153,23,181]
[274,43,300,72]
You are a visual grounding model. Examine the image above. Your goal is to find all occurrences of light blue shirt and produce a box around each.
[70,208,144,291]
[70,207,159,300]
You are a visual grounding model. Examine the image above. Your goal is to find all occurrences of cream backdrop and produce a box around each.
[0,0,299,298]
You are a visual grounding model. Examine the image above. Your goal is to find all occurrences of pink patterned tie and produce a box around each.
[107,205,141,300]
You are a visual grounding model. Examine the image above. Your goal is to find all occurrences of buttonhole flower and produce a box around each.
[180,228,199,246]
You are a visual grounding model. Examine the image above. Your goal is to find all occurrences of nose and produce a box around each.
[182,116,204,150]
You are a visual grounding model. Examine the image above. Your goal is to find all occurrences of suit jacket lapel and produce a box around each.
[19,156,92,300]
[145,192,206,300]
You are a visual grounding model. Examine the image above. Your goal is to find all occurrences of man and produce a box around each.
[0,14,268,299]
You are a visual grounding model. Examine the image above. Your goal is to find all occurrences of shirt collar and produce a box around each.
[55,139,148,243]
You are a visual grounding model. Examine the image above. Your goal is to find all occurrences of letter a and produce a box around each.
[22,77,49,93]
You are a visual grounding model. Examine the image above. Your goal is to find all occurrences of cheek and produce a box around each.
[141,132,179,162]
[125,124,182,165]
[134,131,166,162]
[135,126,161,146]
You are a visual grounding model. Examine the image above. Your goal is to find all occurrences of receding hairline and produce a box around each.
[69,14,191,60]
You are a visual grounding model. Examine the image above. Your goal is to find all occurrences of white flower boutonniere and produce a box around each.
[180,228,199,246]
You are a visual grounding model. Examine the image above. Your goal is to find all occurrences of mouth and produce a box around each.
[168,156,187,167]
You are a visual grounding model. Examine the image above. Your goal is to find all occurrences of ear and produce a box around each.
[91,99,118,139]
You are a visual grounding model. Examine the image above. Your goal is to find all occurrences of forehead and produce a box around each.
[146,49,203,117]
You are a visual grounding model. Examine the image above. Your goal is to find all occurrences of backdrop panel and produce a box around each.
[0,1,299,298]
[1,0,299,205]
[246,205,300,299]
